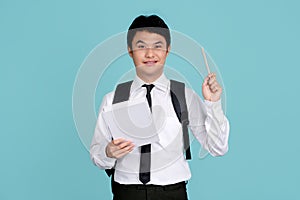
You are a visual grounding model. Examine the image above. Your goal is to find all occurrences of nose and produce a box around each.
[145,48,154,58]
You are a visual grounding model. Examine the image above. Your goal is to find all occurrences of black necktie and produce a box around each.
[139,84,154,184]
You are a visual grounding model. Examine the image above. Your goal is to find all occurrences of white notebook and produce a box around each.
[102,98,160,147]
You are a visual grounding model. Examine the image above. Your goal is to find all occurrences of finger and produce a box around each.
[112,138,126,145]
[113,144,135,158]
[212,84,222,93]
[109,147,124,158]
[210,86,218,93]
[114,142,134,153]
[208,78,215,85]
[208,72,215,79]
[118,141,134,149]
[108,142,120,152]
[209,82,218,90]
[208,74,217,85]
[124,144,135,153]
[202,76,209,86]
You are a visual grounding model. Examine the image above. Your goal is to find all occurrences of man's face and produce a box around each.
[128,30,170,82]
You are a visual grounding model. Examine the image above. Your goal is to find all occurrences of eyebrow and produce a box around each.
[135,40,146,45]
[154,41,163,44]
[135,40,164,45]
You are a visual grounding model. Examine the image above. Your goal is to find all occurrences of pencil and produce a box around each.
[201,47,211,74]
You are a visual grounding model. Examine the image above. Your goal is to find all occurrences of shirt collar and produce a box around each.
[131,73,170,94]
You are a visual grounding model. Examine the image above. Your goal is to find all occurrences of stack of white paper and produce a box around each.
[103,98,160,147]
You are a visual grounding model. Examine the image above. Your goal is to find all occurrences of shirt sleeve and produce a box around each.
[186,88,230,157]
[90,92,117,169]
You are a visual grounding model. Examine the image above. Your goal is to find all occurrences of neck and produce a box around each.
[137,73,163,83]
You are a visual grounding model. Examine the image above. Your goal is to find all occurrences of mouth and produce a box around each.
[143,61,158,66]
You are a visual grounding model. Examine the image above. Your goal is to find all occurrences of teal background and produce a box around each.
[1,0,299,199]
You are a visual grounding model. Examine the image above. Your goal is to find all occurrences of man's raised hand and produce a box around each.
[202,73,222,102]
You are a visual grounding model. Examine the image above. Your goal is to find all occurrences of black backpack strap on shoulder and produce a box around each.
[105,80,133,177]
[113,80,133,104]
[170,80,191,160]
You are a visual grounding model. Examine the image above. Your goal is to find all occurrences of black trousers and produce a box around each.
[111,180,188,200]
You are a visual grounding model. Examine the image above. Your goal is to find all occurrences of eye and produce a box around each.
[154,45,162,49]
[138,45,145,49]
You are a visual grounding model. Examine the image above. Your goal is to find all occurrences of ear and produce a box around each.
[166,45,171,56]
[128,46,133,58]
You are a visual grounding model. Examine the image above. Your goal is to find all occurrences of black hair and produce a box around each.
[127,15,170,49]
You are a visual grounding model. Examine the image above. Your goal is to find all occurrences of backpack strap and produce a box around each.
[170,80,191,160]
[112,81,133,104]
[105,81,133,177]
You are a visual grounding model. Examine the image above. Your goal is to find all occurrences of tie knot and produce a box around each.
[142,84,155,93]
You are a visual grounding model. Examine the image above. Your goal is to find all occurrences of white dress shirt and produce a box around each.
[90,73,230,185]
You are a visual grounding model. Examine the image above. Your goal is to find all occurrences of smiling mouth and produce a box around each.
[143,61,157,66]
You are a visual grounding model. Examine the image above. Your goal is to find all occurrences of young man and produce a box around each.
[90,15,230,200]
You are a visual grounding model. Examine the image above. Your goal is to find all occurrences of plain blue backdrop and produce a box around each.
[1,0,300,199]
